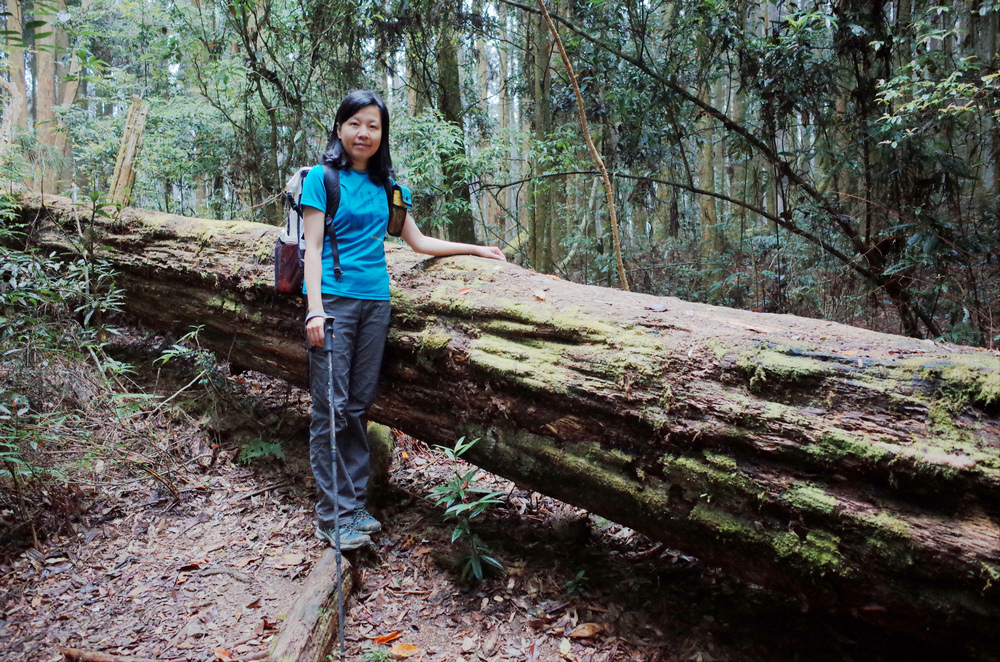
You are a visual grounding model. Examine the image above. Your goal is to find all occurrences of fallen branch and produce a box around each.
[60,648,169,662]
[225,482,290,505]
[537,0,627,291]
[269,549,355,662]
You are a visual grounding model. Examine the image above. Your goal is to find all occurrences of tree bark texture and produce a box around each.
[2,0,27,143]
[435,21,478,246]
[15,193,1000,655]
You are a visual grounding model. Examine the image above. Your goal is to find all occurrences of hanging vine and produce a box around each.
[535,0,628,291]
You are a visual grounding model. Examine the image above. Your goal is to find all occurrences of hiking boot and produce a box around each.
[315,523,370,551]
[352,508,382,534]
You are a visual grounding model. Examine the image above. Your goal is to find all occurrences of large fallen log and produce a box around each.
[15,193,1000,654]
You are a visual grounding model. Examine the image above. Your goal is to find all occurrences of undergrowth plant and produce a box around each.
[238,436,286,465]
[359,644,391,662]
[0,191,133,551]
[155,325,232,407]
[430,436,504,582]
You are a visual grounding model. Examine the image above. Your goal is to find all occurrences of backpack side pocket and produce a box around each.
[387,184,407,237]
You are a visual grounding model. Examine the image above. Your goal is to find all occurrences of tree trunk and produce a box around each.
[3,0,28,141]
[14,193,1000,657]
[109,97,150,206]
[34,4,60,193]
[529,11,553,272]
[436,21,477,245]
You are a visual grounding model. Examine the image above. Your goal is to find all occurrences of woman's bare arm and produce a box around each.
[302,206,328,347]
[400,213,506,261]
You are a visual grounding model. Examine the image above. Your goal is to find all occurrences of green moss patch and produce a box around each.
[782,483,840,516]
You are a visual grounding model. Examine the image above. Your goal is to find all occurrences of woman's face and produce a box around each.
[337,105,382,171]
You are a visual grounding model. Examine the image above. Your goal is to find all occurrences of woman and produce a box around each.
[302,90,506,550]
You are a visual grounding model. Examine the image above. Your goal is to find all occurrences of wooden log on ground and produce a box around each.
[15,193,1000,655]
[60,648,170,662]
[269,549,354,662]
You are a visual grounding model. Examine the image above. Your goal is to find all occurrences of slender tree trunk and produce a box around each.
[34,1,60,192]
[530,11,553,272]
[4,0,28,136]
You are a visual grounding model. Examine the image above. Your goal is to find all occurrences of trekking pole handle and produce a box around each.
[323,316,336,352]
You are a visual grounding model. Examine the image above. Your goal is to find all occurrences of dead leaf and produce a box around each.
[373,630,402,645]
[246,598,261,609]
[389,643,420,659]
[213,648,233,661]
[569,622,605,638]
[645,304,668,312]
[253,619,277,636]
[559,637,572,657]
[458,287,472,295]
[527,616,554,629]
[186,620,207,638]
[482,630,499,656]
[281,553,305,566]
[534,290,546,301]
[461,636,477,653]
[233,556,257,568]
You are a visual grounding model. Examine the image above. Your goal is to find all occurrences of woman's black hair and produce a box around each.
[320,90,394,186]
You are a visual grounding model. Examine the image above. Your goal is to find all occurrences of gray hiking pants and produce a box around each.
[308,295,391,528]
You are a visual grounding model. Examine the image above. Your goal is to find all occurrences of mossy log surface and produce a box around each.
[17,193,1000,652]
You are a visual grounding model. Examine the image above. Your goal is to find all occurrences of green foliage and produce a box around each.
[0,214,124,361]
[0,191,135,548]
[430,436,504,582]
[238,437,286,465]
[564,569,587,595]
[394,110,515,232]
[155,325,228,393]
[875,3,1000,148]
[359,644,391,662]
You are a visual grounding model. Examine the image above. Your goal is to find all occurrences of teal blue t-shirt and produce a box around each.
[300,166,412,301]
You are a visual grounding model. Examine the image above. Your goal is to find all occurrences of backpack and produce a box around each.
[273,165,408,295]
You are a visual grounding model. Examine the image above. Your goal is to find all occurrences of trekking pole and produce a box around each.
[324,316,347,659]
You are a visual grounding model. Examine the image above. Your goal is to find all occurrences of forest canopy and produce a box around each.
[3,0,999,346]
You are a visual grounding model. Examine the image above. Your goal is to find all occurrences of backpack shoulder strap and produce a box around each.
[383,178,393,210]
[320,165,343,281]
[321,165,341,217]
[285,167,311,237]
